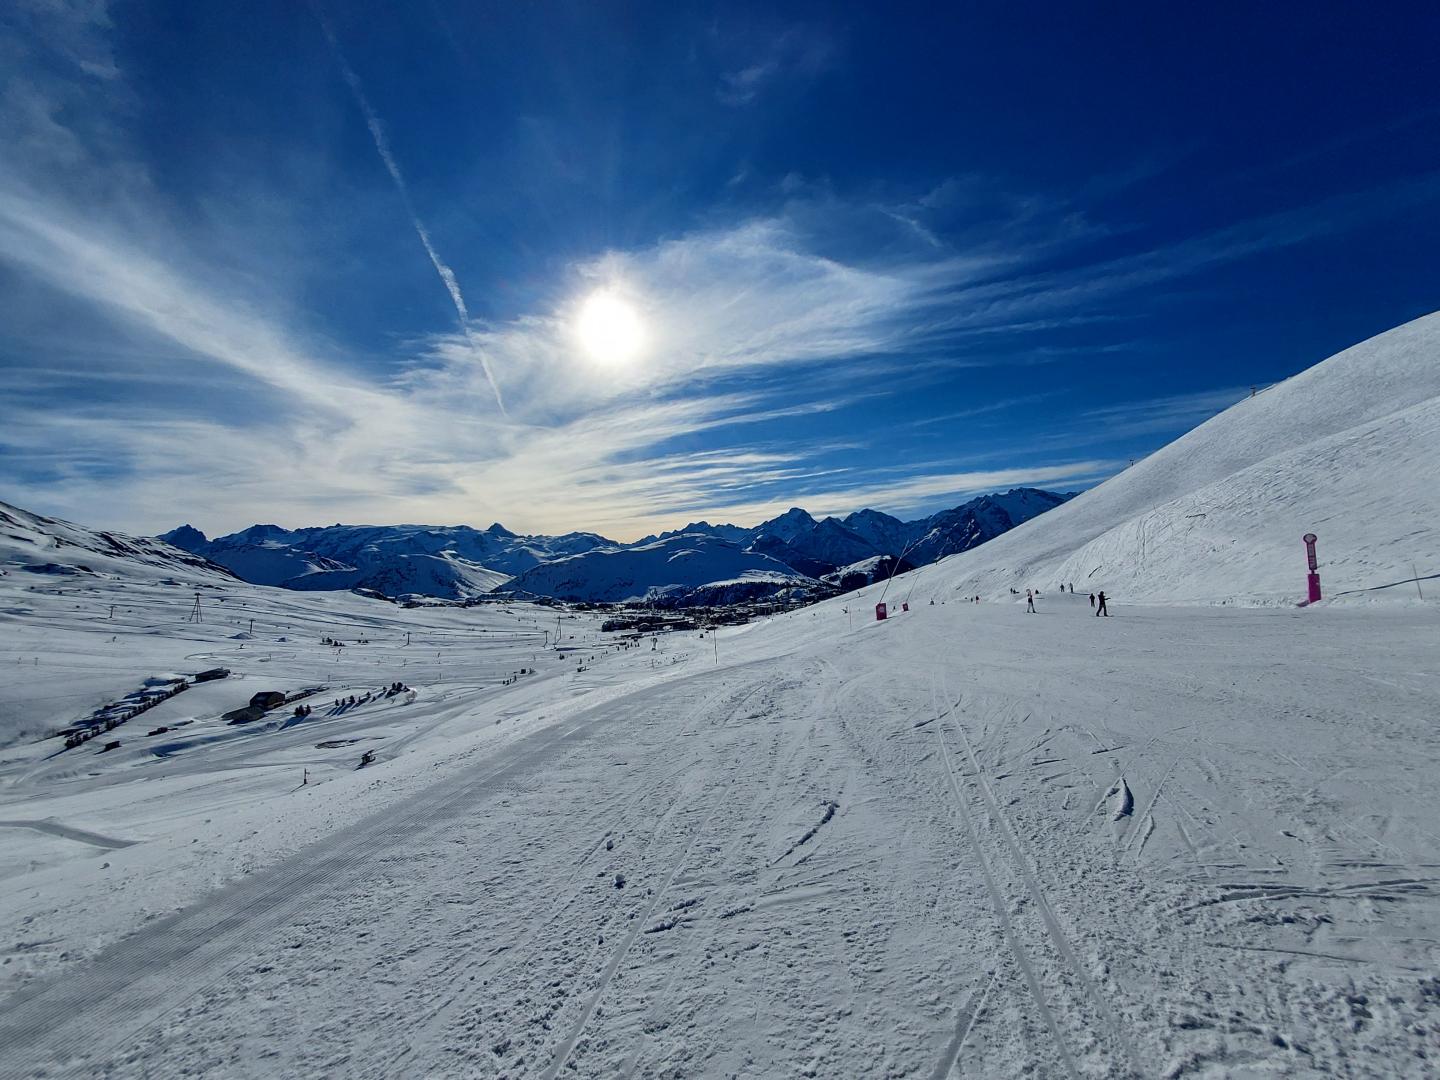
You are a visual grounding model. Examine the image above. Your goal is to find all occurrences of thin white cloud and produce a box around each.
[716,25,835,106]
[0,189,368,415]
[906,393,1056,428]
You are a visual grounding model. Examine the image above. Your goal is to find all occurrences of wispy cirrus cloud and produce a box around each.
[715,24,836,106]
[0,189,376,418]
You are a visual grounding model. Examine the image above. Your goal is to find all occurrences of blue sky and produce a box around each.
[2,1,1437,540]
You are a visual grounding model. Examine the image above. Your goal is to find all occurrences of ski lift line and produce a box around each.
[902,535,963,606]
[876,534,927,605]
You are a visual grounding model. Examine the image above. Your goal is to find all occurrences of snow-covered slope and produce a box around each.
[4,568,1437,1076]
[921,312,1440,605]
[161,525,355,587]
[290,551,509,600]
[283,522,612,576]
[1,502,236,584]
[819,554,915,591]
[502,533,813,604]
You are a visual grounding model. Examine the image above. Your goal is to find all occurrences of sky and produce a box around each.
[2,1,1438,542]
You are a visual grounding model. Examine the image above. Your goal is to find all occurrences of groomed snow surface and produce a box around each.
[1,585,1437,1078]
[1,313,1438,1077]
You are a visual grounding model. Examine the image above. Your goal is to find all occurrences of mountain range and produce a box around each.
[157,488,1073,605]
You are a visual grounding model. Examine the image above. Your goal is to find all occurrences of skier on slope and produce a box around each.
[1096,591,1109,617]
[1025,589,1036,613]
[1089,592,1095,608]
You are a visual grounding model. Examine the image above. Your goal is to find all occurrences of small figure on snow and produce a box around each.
[1096,591,1109,617]
[1025,589,1036,613]
[1089,593,1095,608]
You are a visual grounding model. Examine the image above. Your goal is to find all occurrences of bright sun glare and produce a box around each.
[576,291,645,366]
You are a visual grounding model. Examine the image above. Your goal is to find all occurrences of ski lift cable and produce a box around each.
[876,534,927,605]
[902,535,961,606]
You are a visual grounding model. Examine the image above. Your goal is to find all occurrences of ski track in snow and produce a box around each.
[937,674,1143,1077]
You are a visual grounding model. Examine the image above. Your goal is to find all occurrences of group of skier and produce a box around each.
[1023,585,1108,615]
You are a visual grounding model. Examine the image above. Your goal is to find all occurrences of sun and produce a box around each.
[576,291,645,366]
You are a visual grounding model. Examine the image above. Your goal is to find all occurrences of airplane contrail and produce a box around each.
[317,14,507,414]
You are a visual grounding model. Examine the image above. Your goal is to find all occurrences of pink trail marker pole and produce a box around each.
[1303,533,1321,603]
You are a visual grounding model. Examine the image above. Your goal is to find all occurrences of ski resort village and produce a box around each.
[2,4,1438,1078]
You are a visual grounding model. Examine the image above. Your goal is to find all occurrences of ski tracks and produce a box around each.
[928,970,999,1080]
[541,796,728,1079]
[0,666,770,1077]
[934,671,1144,1078]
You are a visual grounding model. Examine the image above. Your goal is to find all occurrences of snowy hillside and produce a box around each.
[160,524,355,587]
[820,554,915,591]
[1,502,236,584]
[917,312,1440,605]
[502,533,813,604]
[284,551,510,600]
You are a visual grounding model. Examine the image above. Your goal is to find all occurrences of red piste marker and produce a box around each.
[1303,533,1321,603]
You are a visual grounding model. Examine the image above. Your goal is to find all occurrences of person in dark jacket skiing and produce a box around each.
[1025,589,1036,613]
[1088,593,1095,607]
[1096,591,1109,616]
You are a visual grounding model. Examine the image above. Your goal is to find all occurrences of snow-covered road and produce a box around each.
[3,594,1437,1077]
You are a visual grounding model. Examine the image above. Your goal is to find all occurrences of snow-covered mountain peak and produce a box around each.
[754,507,818,544]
